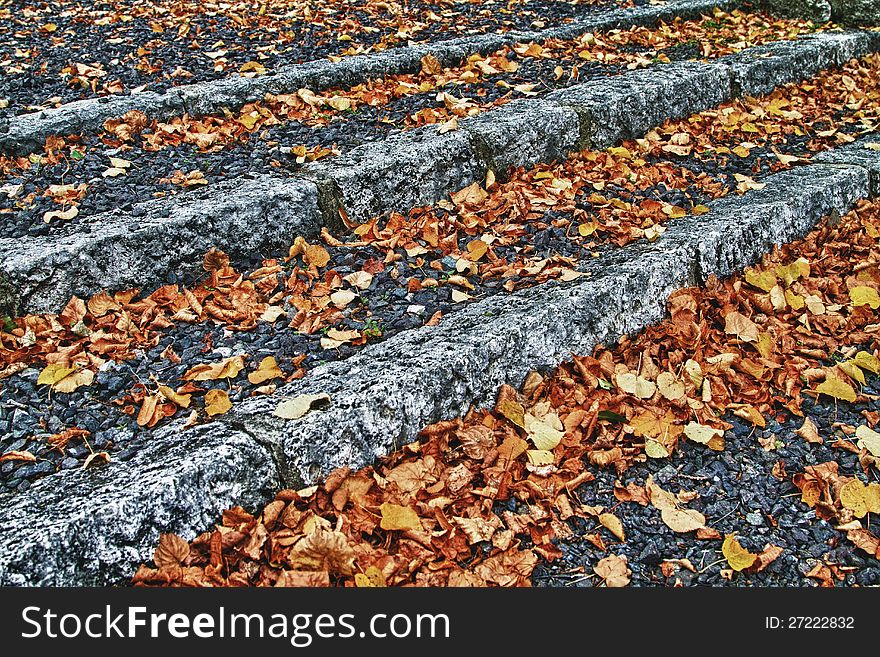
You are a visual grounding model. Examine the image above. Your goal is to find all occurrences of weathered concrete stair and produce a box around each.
[1,29,876,317]
[1,140,879,586]
[0,0,739,156]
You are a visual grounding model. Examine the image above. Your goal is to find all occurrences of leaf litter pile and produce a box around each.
[0,0,631,113]
[4,44,880,490]
[0,9,819,238]
[132,195,880,587]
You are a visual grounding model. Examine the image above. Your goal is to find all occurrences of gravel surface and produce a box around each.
[533,379,880,587]
[0,0,635,114]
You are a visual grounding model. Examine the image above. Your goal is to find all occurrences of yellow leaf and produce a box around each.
[183,355,246,381]
[840,479,869,518]
[354,566,387,587]
[816,376,857,403]
[524,415,564,451]
[684,359,703,388]
[599,513,625,541]
[785,289,805,309]
[158,385,191,408]
[684,422,722,445]
[856,425,880,457]
[238,111,260,130]
[852,351,880,374]
[326,95,352,111]
[274,393,331,420]
[732,404,765,428]
[616,372,656,399]
[379,503,421,531]
[744,268,777,292]
[38,363,75,386]
[776,258,810,285]
[578,222,598,237]
[756,332,775,358]
[239,60,267,75]
[526,449,554,465]
[248,356,284,385]
[204,389,232,416]
[303,243,331,268]
[466,239,489,261]
[839,361,866,386]
[661,507,706,533]
[497,399,525,428]
[722,534,757,572]
[644,439,670,458]
[850,286,880,309]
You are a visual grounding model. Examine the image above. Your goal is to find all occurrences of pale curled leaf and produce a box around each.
[274,393,331,420]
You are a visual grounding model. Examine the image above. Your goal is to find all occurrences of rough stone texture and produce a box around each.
[831,0,880,25]
[0,0,737,155]
[536,0,741,40]
[4,32,877,317]
[724,31,874,97]
[546,60,731,149]
[761,0,880,25]
[302,126,487,225]
[0,423,280,586]
[225,164,871,488]
[759,0,832,23]
[814,135,880,196]
[4,31,878,319]
[460,99,582,177]
[0,159,871,586]
[0,176,321,315]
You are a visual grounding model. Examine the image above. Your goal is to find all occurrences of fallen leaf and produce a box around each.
[204,389,232,416]
[154,533,190,568]
[724,311,759,342]
[594,554,631,587]
[354,566,387,587]
[183,356,246,381]
[248,356,283,385]
[379,503,421,531]
[856,425,880,456]
[795,417,822,444]
[684,422,723,445]
[274,393,331,419]
[42,206,79,223]
[850,286,880,309]
[599,513,626,541]
[722,534,757,572]
[656,371,685,400]
[816,376,857,403]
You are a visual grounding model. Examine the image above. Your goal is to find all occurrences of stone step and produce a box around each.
[0,0,738,156]
[2,30,875,317]
[1,140,878,586]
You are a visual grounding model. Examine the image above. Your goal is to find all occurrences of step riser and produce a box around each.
[0,0,739,156]
[1,143,878,586]
[2,31,876,317]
